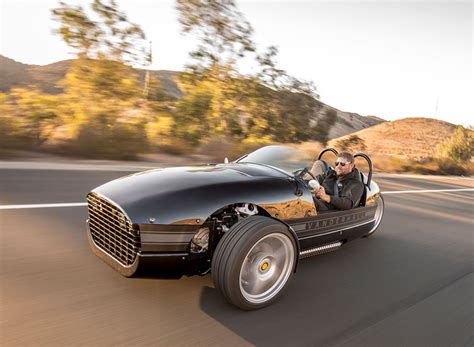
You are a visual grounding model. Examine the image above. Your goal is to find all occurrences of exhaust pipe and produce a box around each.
[299,241,343,259]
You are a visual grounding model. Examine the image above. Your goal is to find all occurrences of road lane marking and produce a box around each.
[387,201,473,224]
[0,161,158,172]
[0,202,87,210]
[382,188,474,195]
[1,188,473,210]
[375,173,474,180]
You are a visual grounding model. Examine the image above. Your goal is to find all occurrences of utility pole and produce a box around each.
[143,41,152,98]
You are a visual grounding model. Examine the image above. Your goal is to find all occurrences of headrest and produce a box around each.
[310,160,330,178]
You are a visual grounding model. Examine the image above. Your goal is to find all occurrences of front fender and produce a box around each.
[94,176,305,225]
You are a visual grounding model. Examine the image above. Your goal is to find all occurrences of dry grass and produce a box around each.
[158,117,473,176]
[328,117,457,159]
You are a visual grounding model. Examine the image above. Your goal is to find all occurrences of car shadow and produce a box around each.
[197,228,473,346]
[198,249,359,346]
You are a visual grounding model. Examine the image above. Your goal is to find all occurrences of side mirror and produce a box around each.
[308,179,320,192]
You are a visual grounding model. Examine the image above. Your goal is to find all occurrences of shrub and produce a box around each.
[436,125,474,163]
[336,134,367,152]
[73,117,148,159]
[146,114,175,148]
[156,139,195,156]
[435,158,468,175]
[197,136,236,161]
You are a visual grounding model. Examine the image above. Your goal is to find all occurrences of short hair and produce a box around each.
[337,151,354,164]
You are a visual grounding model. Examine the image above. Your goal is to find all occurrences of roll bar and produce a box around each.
[316,148,373,187]
[317,147,338,160]
[353,152,372,187]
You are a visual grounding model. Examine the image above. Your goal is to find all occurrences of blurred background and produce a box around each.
[1,0,473,174]
[1,4,473,345]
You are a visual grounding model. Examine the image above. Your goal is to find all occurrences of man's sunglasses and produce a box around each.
[335,161,348,167]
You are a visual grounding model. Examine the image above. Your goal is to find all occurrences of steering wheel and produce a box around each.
[294,167,316,181]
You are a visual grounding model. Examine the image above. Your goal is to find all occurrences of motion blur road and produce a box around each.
[1,164,473,346]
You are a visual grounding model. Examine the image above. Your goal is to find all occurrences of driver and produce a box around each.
[313,152,364,211]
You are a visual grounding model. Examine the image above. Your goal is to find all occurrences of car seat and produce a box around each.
[309,160,330,181]
[353,168,368,207]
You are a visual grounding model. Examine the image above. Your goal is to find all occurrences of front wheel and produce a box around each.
[212,216,297,310]
[364,195,384,237]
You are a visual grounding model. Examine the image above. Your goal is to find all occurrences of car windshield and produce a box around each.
[236,145,313,175]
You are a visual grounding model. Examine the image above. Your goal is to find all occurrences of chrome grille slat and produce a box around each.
[89,215,133,245]
[89,219,136,263]
[89,196,133,239]
[87,195,132,229]
[89,216,137,255]
[87,192,140,266]
[88,220,136,261]
[88,209,138,245]
[89,212,137,264]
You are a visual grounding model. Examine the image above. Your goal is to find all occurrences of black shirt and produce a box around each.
[318,168,365,210]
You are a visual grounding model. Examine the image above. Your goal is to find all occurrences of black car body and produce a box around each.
[87,146,384,309]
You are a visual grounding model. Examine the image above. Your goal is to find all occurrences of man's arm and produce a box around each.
[330,181,364,210]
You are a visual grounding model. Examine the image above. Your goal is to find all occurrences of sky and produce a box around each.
[1,0,472,126]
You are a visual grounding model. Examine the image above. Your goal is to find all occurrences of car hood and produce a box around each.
[91,163,293,225]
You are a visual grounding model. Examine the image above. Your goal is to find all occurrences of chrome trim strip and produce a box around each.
[298,219,375,240]
[141,233,194,243]
[139,252,188,257]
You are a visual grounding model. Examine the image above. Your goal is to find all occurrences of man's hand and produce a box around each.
[316,186,331,204]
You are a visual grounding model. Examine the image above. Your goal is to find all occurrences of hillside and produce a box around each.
[329,118,459,159]
[0,55,182,98]
[0,55,383,138]
[321,109,382,139]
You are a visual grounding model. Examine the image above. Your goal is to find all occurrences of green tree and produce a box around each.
[51,0,150,158]
[436,125,474,163]
[0,92,26,151]
[176,0,256,137]
[62,58,141,101]
[256,45,319,99]
[52,0,145,101]
[52,0,147,65]
[176,0,255,69]
[175,0,321,145]
[10,88,60,147]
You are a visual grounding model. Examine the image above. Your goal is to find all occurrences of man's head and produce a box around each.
[335,152,355,177]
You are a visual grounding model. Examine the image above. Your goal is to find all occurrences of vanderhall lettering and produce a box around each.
[304,211,367,230]
[86,146,384,310]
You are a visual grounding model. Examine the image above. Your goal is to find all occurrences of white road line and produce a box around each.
[0,202,87,210]
[375,173,474,181]
[1,188,474,210]
[382,188,474,195]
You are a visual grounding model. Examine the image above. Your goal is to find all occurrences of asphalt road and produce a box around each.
[1,167,473,346]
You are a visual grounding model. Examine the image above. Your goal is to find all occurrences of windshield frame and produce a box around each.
[235,145,312,176]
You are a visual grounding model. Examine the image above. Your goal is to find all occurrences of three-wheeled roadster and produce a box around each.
[86,146,384,310]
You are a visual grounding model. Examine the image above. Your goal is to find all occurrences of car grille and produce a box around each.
[87,192,140,266]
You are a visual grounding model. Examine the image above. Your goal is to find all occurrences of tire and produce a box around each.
[364,195,384,237]
[212,216,297,310]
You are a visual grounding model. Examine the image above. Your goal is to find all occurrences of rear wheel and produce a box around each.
[212,216,296,310]
[364,195,384,237]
